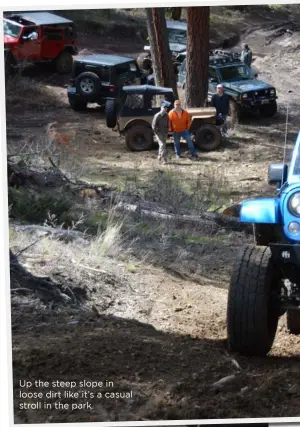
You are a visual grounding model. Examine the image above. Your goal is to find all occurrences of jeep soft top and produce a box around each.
[74,54,137,67]
[5,12,73,26]
[122,84,174,95]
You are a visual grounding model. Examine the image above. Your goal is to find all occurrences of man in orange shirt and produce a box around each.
[168,100,198,160]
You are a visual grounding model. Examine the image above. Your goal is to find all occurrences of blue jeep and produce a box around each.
[227,132,300,356]
[178,50,278,119]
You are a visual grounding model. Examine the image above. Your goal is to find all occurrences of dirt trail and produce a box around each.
[8,13,300,423]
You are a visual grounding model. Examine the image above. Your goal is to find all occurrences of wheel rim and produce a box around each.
[133,134,150,150]
[202,130,215,145]
[80,78,94,94]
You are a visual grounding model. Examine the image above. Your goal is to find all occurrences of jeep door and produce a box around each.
[17,26,41,60]
[40,26,64,59]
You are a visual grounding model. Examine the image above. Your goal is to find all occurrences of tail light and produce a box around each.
[108,85,117,92]
[69,79,74,84]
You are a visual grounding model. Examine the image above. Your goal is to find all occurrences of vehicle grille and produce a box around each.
[252,89,271,99]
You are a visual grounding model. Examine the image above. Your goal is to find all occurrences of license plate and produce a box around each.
[261,99,269,104]
[68,87,76,94]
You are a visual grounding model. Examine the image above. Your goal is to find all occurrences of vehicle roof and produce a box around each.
[122,85,174,94]
[75,54,135,66]
[5,12,73,26]
[166,20,187,30]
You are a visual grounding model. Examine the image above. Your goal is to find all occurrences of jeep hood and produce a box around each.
[169,43,186,53]
[223,79,274,92]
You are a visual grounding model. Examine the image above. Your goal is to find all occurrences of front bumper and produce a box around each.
[239,97,277,108]
[269,243,300,265]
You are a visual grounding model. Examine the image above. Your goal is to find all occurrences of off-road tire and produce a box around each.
[105,99,117,129]
[75,72,102,101]
[68,97,87,111]
[55,51,73,74]
[259,101,277,118]
[194,124,222,151]
[229,99,242,124]
[227,245,281,356]
[125,125,154,151]
[287,309,300,335]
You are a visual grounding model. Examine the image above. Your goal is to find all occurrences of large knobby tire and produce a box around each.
[194,124,222,151]
[125,125,154,152]
[105,99,117,129]
[68,97,87,111]
[75,72,102,101]
[55,51,73,74]
[259,101,277,118]
[227,245,281,356]
[229,99,242,124]
[287,309,300,335]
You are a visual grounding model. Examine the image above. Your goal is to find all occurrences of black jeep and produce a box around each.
[67,54,144,112]
[177,50,278,118]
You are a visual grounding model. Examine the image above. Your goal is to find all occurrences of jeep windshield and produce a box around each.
[289,133,300,179]
[217,64,253,82]
[4,20,21,38]
[168,29,187,45]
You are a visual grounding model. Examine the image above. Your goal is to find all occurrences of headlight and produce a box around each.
[288,222,300,234]
[270,89,275,96]
[242,93,248,98]
[288,192,300,216]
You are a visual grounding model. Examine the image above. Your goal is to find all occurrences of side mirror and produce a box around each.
[268,163,288,186]
[30,32,38,41]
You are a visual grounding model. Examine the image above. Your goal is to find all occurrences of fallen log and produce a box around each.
[13,224,89,245]
[116,202,253,234]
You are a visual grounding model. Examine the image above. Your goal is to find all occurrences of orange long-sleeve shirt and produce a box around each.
[168,108,191,133]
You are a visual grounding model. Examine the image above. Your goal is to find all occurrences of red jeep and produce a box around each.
[4,11,78,74]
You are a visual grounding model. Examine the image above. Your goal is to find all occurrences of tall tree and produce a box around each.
[145,8,162,87]
[171,7,182,20]
[152,8,178,98]
[185,7,210,107]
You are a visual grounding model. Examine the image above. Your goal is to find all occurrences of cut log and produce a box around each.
[116,201,252,234]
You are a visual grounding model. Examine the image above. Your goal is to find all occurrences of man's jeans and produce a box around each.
[221,114,228,136]
[173,130,196,156]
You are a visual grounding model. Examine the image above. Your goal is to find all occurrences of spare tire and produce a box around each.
[125,125,154,151]
[194,124,222,151]
[105,99,117,128]
[75,72,101,100]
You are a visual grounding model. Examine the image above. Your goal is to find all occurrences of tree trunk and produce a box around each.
[171,7,182,20]
[145,8,162,86]
[185,7,210,107]
[152,8,178,98]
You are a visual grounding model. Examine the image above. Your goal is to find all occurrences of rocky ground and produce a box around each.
[6,6,300,424]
